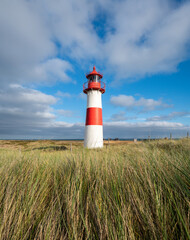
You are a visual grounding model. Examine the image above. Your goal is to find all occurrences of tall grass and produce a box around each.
[0,139,189,239]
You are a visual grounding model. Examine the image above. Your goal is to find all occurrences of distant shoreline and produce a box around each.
[0,138,183,141]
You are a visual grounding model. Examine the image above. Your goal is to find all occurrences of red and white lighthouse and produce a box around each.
[83,66,105,148]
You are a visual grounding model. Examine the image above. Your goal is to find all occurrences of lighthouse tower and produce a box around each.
[83,66,105,148]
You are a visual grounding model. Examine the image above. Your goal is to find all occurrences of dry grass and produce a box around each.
[0,140,83,151]
[0,139,189,239]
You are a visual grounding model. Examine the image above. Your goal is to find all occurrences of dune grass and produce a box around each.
[0,139,189,239]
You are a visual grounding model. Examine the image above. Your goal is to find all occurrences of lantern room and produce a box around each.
[83,66,105,94]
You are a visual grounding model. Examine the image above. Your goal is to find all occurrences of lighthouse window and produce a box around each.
[93,75,98,82]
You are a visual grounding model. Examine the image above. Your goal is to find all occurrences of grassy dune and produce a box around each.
[0,139,189,239]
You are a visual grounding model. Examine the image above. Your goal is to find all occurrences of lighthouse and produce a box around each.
[83,66,105,148]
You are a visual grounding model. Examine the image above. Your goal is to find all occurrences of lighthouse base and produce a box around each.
[84,125,103,148]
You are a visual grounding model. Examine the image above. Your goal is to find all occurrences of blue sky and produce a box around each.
[0,0,190,139]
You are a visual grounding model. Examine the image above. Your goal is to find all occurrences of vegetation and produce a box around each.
[0,139,189,239]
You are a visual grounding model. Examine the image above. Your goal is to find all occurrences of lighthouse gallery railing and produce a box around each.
[83,81,105,94]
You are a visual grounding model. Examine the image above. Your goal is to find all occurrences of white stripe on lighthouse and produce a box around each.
[84,125,103,148]
[87,90,102,108]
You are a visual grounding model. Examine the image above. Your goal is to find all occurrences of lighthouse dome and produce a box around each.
[86,66,103,79]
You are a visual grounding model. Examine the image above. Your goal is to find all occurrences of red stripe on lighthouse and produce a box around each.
[85,107,102,125]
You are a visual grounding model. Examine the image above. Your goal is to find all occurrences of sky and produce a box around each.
[0,0,190,139]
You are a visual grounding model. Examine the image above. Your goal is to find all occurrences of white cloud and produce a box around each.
[104,0,190,80]
[56,109,73,117]
[147,111,190,121]
[110,111,137,121]
[103,121,189,138]
[0,85,57,130]
[0,0,55,84]
[36,0,102,60]
[110,95,171,111]
[0,84,83,138]
[0,1,73,86]
[33,58,72,83]
[7,84,57,105]
[105,121,183,128]
[1,0,190,83]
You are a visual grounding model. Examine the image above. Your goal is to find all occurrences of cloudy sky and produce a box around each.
[0,0,190,139]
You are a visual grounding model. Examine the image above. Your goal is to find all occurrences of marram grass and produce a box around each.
[0,140,189,239]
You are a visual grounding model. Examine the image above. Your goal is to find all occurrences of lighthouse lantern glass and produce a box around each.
[88,75,100,83]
